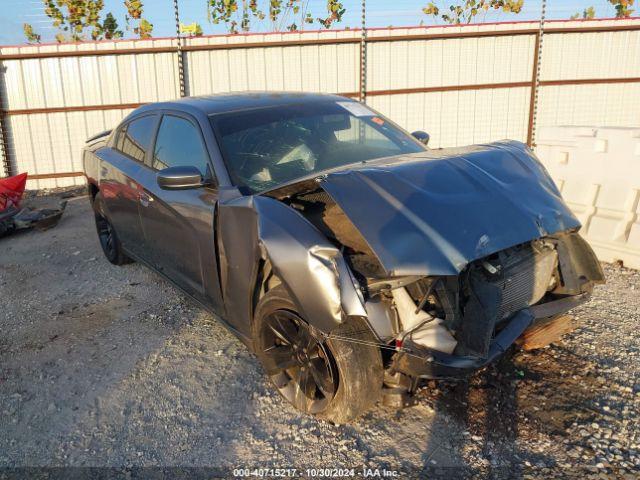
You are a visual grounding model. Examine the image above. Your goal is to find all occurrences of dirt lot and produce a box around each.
[1,194,639,478]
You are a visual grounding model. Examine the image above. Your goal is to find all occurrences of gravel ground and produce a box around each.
[1,194,638,479]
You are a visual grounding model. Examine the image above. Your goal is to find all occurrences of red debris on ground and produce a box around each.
[0,173,27,212]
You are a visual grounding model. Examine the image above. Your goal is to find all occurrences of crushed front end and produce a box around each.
[277,178,604,391]
[265,141,606,403]
[384,232,604,383]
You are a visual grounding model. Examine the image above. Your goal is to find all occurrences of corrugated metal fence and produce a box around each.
[0,18,639,189]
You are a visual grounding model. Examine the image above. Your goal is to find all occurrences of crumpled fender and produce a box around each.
[217,195,366,337]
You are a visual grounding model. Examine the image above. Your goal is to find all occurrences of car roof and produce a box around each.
[132,91,354,117]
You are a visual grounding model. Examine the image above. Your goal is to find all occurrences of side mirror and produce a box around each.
[412,131,430,146]
[157,166,204,190]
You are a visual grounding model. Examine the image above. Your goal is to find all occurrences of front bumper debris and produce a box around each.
[391,293,591,379]
[393,309,533,379]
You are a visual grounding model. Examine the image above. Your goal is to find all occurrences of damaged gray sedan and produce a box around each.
[83,92,604,422]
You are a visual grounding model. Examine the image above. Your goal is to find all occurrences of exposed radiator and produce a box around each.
[491,245,558,321]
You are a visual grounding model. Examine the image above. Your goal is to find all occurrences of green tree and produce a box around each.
[23,23,42,43]
[208,0,254,33]
[124,0,143,19]
[102,12,123,39]
[207,0,344,33]
[609,0,635,17]
[43,0,105,42]
[125,0,153,39]
[317,0,346,29]
[422,0,524,24]
[27,1,124,43]
[570,6,596,19]
[136,18,154,39]
[571,1,634,19]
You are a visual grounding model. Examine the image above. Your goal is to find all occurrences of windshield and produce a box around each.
[210,101,425,193]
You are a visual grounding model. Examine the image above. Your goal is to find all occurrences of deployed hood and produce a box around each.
[316,141,580,277]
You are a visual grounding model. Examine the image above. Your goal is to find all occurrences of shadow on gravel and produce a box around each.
[512,345,608,436]
[418,350,565,478]
[417,338,607,477]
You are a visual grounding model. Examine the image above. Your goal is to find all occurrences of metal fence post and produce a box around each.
[174,0,186,97]
[0,72,12,177]
[359,0,367,103]
[527,0,546,147]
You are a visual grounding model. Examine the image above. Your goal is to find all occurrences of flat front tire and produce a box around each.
[253,285,383,423]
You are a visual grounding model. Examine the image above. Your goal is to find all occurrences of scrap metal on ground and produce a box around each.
[0,173,67,237]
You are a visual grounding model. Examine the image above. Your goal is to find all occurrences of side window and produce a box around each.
[116,115,157,163]
[152,115,209,175]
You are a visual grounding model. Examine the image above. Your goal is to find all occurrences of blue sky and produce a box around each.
[0,0,628,45]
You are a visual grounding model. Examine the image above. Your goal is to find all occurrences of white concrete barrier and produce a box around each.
[536,126,640,269]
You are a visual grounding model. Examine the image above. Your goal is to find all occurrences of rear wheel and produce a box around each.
[253,285,383,423]
[93,193,132,266]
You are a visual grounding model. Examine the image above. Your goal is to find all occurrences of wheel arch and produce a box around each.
[88,182,99,204]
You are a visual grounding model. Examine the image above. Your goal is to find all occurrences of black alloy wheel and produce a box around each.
[259,309,338,414]
[95,211,117,261]
[92,192,132,266]
[253,285,383,423]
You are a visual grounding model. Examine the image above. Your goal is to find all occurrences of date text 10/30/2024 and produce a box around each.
[233,468,400,477]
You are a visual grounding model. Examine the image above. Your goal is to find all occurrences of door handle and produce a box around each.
[139,191,154,207]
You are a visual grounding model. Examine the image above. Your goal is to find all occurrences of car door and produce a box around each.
[135,112,224,311]
[99,114,159,260]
